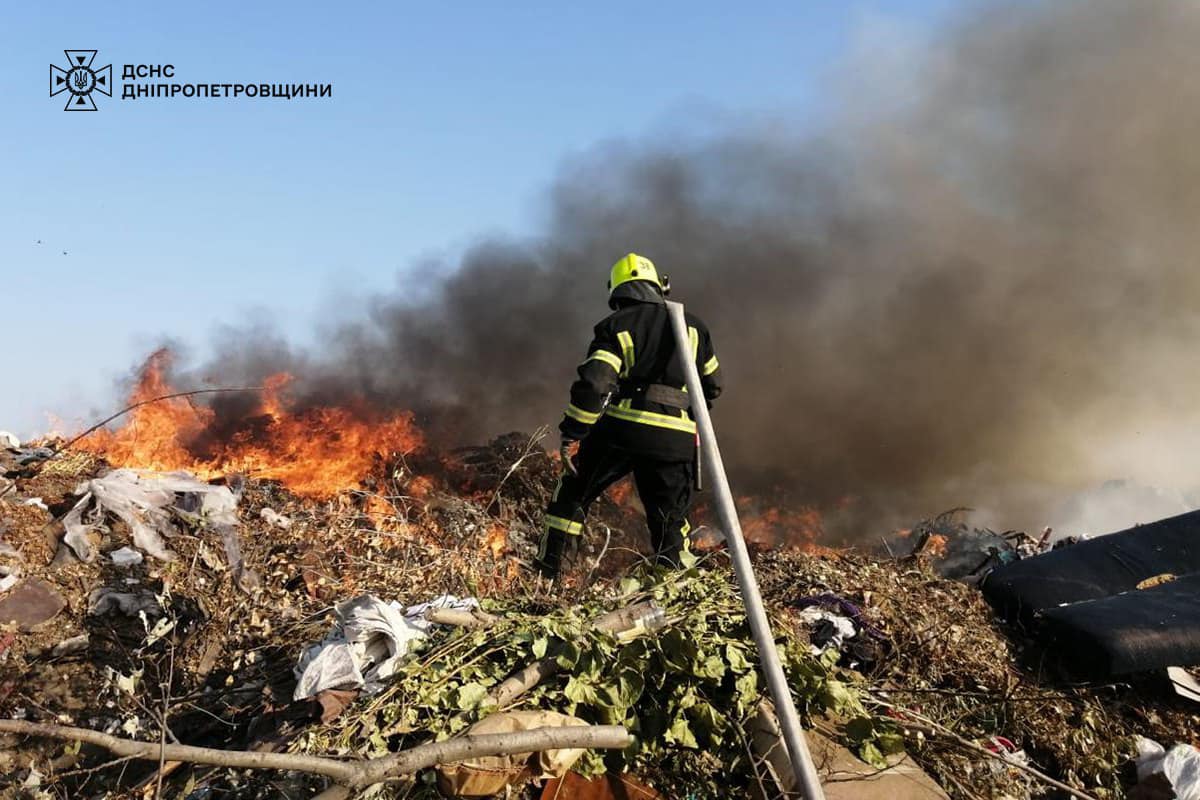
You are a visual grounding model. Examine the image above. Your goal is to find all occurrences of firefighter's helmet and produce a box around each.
[608,253,670,297]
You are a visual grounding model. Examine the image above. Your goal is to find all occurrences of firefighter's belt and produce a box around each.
[616,383,691,409]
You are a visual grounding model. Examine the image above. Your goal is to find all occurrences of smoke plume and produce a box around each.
[189,0,1200,537]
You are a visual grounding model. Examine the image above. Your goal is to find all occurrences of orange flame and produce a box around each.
[484,523,508,560]
[924,533,949,558]
[78,349,423,499]
[737,500,826,550]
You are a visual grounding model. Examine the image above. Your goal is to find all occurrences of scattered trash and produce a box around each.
[259,507,292,529]
[0,573,20,593]
[982,735,1031,785]
[61,469,251,587]
[0,431,20,450]
[1134,737,1200,800]
[3,424,1199,800]
[293,594,478,700]
[1168,666,1200,705]
[88,587,163,618]
[614,601,667,642]
[792,593,887,667]
[22,497,48,512]
[797,605,857,653]
[109,546,144,568]
[436,710,590,797]
[9,446,55,467]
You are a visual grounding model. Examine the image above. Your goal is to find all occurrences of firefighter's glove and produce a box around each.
[559,439,579,477]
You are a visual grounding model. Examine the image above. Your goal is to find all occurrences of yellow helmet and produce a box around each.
[607,253,670,297]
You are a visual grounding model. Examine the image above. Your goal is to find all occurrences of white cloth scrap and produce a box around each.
[293,594,478,700]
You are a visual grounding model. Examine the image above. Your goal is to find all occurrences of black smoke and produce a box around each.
[188,0,1200,536]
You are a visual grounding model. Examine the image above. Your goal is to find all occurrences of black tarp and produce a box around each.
[981,509,1200,627]
[1037,574,1200,677]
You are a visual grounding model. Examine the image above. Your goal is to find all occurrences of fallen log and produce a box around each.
[0,719,630,789]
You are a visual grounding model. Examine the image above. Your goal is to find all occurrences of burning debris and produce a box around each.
[7,2,1200,796]
[1,366,1199,800]
[77,349,424,500]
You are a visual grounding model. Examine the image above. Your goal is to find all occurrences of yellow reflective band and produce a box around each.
[565,404,601,424]
[617,331,635,377]
[688,326,699,360]
[585,349,622,372]
[703,355,720,376]
[605,404,697,434]
[545,514,583,535]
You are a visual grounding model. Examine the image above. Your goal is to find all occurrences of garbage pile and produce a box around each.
[0,430,1198,799]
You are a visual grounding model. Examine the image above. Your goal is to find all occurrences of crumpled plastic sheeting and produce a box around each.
[88,587,163,617]
[62,469,240,568]
[1135,737,1200,799]
[294,594,478,700]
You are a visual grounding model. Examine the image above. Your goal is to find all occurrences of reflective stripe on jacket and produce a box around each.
[560,296,722,460]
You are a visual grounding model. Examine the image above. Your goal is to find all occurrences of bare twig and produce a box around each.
[868,700,1102,800]
[0,719,630,789]
[484,427,549,514]
[156,638,175,798]
[577,524,613,600]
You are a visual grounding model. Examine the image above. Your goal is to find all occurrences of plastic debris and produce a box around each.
[62,470,248,586]
[1135,737,1200,799]
[109,546,144,567]
[294,593,478,700]
[0,431,20,450]
[259,507,293,529]
[88,587,163,618]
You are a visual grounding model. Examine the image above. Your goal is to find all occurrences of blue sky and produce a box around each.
[0,1,956,438]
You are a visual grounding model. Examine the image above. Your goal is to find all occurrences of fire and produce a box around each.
[82,349,213,472]
[77,349,424,499]
[924,533,949,558]
[738,501,826,550]
[608,479,636,507]
[484,523,508,560]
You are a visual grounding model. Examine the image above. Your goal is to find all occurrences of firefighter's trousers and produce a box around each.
[536,435,694,577]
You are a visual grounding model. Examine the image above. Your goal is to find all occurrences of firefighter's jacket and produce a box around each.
[560,295,722,461]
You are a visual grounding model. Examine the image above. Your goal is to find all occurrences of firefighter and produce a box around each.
[534,253,723,579]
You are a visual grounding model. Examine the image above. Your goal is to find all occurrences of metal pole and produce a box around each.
[665,301,826,800]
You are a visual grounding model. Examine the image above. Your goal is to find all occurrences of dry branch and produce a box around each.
[490,601,656,708]
[424,607,498,629]
[0,719,630,789]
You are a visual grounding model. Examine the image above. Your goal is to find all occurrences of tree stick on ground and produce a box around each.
[0,719,630,790]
